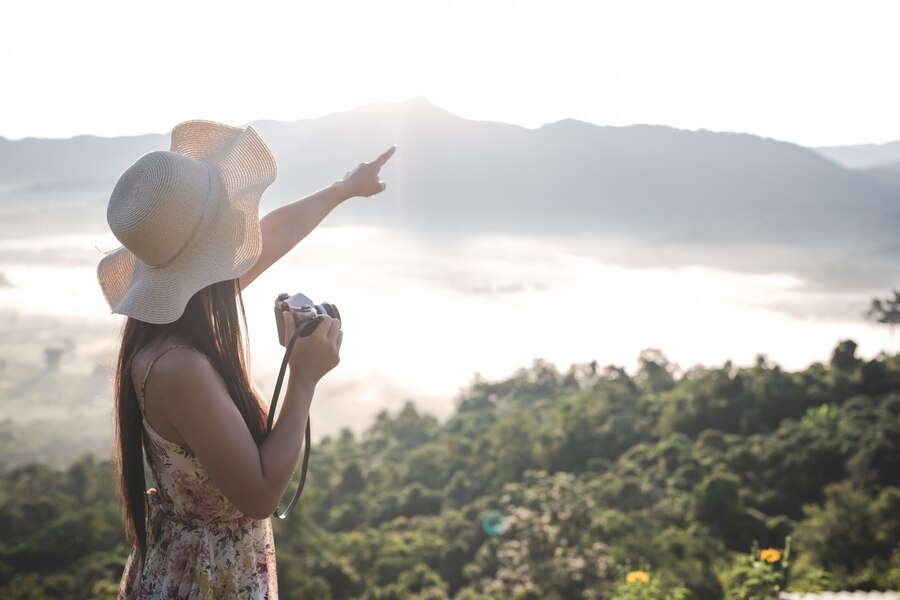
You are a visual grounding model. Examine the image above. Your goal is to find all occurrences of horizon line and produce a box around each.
[0,96,897,149]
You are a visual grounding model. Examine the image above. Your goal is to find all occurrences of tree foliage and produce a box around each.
[1,340,899,598]
[867,289,900,351]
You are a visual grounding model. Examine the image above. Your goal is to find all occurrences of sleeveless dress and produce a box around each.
[118,345,278,599]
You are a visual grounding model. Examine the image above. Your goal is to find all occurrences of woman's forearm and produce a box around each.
[240,181,353,289]
[264,181,352,252]
[257,376,316,513]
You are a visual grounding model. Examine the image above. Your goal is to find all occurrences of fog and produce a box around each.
[1,102,896,467]
[0,226,889,467]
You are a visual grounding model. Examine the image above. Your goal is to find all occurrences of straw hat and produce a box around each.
[97,120,278,324]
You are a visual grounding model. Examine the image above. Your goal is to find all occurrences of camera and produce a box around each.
[274,292,341,346]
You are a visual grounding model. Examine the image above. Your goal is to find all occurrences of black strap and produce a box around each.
[266,325,310,519]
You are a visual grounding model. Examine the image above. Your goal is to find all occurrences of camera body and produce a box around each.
[274,292,341,346]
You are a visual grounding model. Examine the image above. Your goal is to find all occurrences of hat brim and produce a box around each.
[97,121,277,324]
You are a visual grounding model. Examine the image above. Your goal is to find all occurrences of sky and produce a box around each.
[1,0,899,146]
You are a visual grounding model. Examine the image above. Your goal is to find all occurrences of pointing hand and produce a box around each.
[338,145,397,198]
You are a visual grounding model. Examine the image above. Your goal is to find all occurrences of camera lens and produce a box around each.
[321,303,340,321]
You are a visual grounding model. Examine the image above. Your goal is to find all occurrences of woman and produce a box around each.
[97,120,395,598]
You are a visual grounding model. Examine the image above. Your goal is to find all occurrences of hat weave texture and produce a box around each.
[97,120,277,324]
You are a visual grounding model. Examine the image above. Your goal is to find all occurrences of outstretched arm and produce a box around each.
[239,182,349,290]
[239,145,397,290]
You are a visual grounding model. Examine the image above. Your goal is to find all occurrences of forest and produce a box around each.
[0,338,898,599]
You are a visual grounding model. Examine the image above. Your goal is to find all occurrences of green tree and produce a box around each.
[866,290,900,352]
[830,339,860,372]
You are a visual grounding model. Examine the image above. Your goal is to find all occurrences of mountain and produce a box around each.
[2,96,898,291]
[864,161,900,189]
[0,132,163,187]
[814,140,900,170]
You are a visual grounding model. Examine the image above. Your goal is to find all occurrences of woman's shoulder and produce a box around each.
[131,338,213,391]
[131,339,222,447]
[135,341,233,429]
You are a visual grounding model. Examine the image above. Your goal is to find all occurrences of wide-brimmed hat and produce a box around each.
[97,120,277,324]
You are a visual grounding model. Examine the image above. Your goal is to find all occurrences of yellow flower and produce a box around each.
[760,548,782,563]
[626,570,650,584]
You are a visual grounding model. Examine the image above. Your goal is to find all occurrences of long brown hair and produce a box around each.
[114,278,267,562]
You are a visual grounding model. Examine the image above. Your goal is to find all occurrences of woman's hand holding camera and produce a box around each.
[282,312,342,388]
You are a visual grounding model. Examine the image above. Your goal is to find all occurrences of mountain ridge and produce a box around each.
[814,139,900,170]
[1,97,898,293]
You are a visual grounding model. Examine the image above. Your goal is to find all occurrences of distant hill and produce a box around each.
[2,97,899,291]
[0,132,163,186]
[864,161,900,189]
[813,140,900,170]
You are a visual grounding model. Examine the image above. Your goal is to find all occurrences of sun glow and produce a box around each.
[1,1,899,146]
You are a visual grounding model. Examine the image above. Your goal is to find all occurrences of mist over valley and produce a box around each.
[0,97,895,468]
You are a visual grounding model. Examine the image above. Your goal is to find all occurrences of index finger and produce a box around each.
[372,145,397,168]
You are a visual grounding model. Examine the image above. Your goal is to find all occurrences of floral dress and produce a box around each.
[119,346,277,599]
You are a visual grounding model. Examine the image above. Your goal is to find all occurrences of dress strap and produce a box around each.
[139,345,200,415]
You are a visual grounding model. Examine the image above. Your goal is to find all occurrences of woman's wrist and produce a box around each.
[329,180,356,203]
[286,371,317,399]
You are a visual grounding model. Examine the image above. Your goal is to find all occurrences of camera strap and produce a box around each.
[265,325,311,519]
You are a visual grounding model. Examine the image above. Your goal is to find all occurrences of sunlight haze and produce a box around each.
[2,0,899,146]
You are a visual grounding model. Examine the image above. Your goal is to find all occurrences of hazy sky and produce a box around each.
[2,0,898,146]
